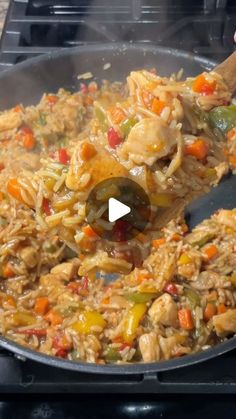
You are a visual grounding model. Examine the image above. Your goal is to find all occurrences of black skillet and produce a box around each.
[0,43,235,375]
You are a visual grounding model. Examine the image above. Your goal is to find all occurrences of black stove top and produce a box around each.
[0,0,235,71]
[0,0,236,417]
[1,348,236,394]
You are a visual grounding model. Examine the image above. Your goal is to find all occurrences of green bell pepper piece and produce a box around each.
[120,117,137,137]
[94,103,108,132]
[124,292,157,303]
[184,288,200,308]
[104,347,121,363]
[209,105,236,135]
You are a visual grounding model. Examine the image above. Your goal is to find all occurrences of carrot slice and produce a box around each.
[227,128,236,141]
[192,74,216,95]
[46,95,58,105]
[172,233,182,242]
[44,309,63,326]
[82,225,98,238]
[204,302,217,321]
[80,143,96,161]
[34,297,49,316]
[13,105,23,113]
[217,303,227,314]
[109,106,126,124]
[7,178,24,203]
[3,296,16,308]
[151,98,166,115]
[184,139,209,160]
[152,238,166,248]
[203,244,218,261]
[2,264,15,278]
[229,155,236,165]
[178,308,194,330]
[102,297,110,305]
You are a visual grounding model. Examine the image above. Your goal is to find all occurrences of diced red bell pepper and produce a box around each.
[52,334,72,351]
[164,282,178,296]
[55,349,68,358]
[80,83,88,94]
[192,74,216,96]
[42,198,52,216]
[18,329,47,337]
[58,148,70,165]
[107,127,123,149]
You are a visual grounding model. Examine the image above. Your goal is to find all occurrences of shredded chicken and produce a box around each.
[139,332,160,362]
[148,293,178,327]
[213,309,236,337]
[159,335,191,360]
[50,258,80,281]
[0,110,22,132]
[118,117,178,167]
[20,246,38,268]
[78,251,132,276]
[192,270,231,290]
[144,244,177,291]
[66,145,127,191]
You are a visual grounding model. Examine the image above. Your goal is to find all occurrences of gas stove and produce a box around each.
[0,1,236,418]
[0,0,235,71]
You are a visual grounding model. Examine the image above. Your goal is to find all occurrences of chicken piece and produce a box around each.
[39,273,65,293]
[214,209,236,231]
[143,244,176,291]
[159,335,191,360]
[127,70,160,95]
[192,270,231,290]
[212,309,236,337]
[139,332,160,362]
[50,259,80,281]
[66,144,127,191]
[118,118,178,167]
[148,293,178,327]
[20,246,38,268]
[0,110,22,132]
[16,152,41,171]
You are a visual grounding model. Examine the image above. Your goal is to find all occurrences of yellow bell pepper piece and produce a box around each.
[12,311,37,326]
[178,253,192,265]
[45,178,56,191]
[122,303,147,344]
[203,168,216,178]
[139,285,157,293]
[150,193,174,207]
[230,274,236,286]
[71,311,106,334]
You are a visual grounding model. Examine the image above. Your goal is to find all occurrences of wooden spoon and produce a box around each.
[214,51,236,94]
[185,52,236,229]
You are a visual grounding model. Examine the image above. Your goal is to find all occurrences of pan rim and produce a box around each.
[0,42,217,79]
[0,334,235,375]
[0,42,227,374]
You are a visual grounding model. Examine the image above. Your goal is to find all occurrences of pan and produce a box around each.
[0,43,235,374]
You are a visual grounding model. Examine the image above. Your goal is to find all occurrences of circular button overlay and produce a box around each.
[85,177,151,242]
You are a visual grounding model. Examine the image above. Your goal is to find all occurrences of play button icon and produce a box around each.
[85,177,151,242]
[108,198,131,222]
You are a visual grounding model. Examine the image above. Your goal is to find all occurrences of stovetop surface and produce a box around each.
[0,0,236,415]
[0,0,235,70]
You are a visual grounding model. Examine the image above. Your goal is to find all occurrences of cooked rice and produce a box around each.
[0,67,235,364]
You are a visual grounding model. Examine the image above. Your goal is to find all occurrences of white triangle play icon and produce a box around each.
[108,198,131,223]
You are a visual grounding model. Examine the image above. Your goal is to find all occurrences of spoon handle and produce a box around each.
[214,51,236,95]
